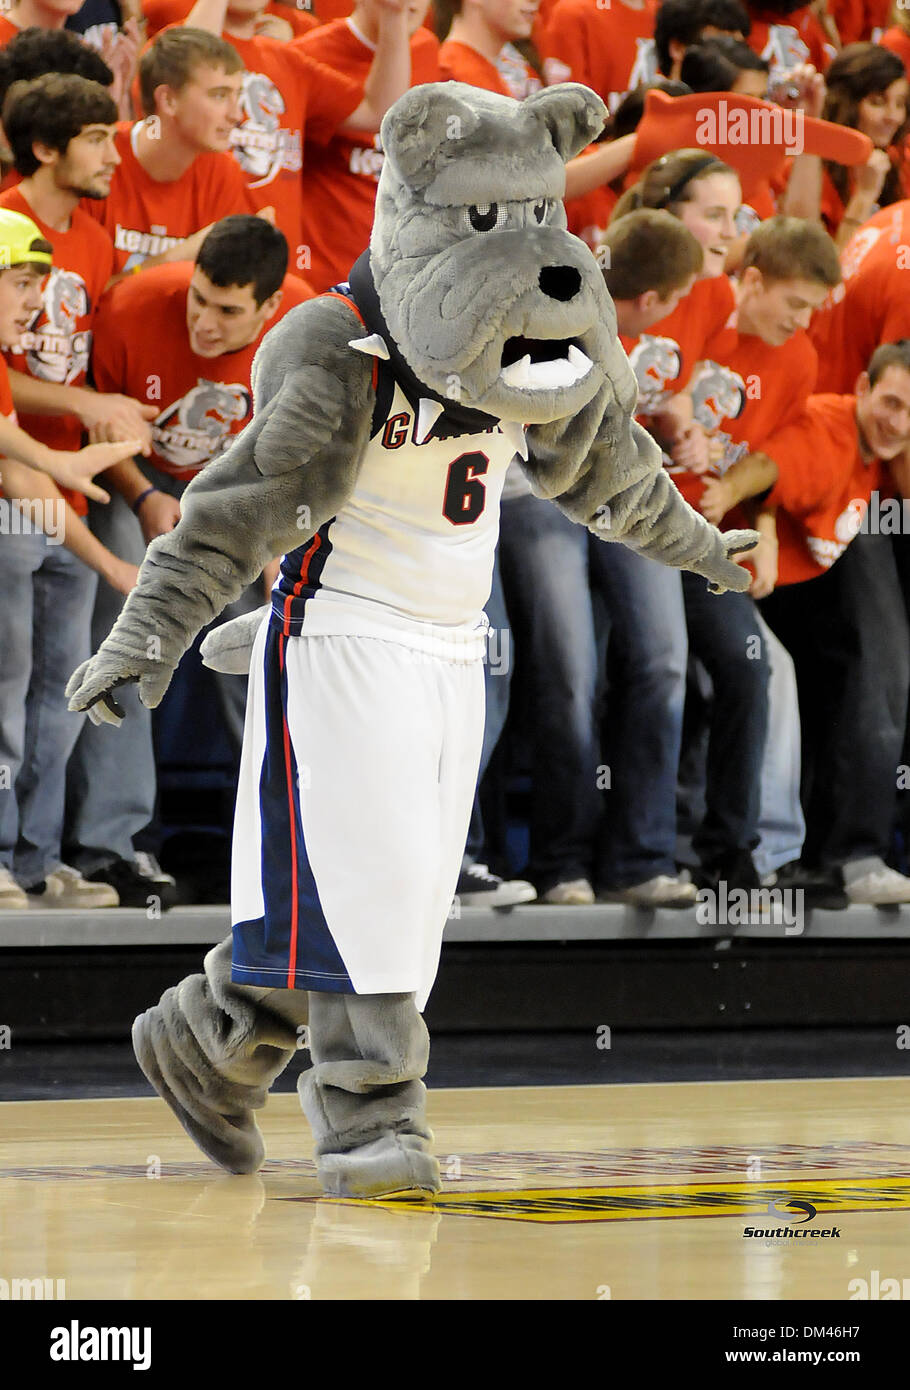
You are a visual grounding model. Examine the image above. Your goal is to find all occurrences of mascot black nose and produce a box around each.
[539,265,581,302]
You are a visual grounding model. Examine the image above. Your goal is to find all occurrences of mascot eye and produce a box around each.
[533,200,547,224]
[467,203,505,232]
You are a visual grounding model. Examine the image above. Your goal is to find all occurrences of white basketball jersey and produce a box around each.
[271,376,516,660]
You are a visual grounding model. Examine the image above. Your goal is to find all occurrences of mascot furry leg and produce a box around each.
[133,940,437,1194]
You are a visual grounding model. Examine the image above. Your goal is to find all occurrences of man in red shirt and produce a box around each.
[65,214,313,905]
[680,216,843,902]
[0,74,154,533]
[0,85,157,910]
[178,0,416,258]
[756,343,910,903]
[88,28,261,276]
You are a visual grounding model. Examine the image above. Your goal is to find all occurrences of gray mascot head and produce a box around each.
[371,81,614,425]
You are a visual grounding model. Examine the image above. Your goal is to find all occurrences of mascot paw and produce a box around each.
[66,652,174,725]
[704,528,760,595]
[200,605,270,675]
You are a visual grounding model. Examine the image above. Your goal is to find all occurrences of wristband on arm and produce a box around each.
[132,486,158,515]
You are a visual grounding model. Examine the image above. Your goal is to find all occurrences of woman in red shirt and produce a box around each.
[820,41,909,242]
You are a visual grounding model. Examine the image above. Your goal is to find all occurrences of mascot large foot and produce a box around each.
[132,938,302,1174]
[298,991,440,1199]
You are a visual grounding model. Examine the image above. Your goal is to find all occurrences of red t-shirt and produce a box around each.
[0,185,115,517]
[92,260,313,479]
[565,172,619,254]
[763,393,882,584]
[220,33,363,251]
[0,14,19,45]
[141,0,320,37]
[437,39,541,97]
[620,275,738,418]
[84,122,257,274]
[832,1,891,45]
[680,326,818,512]
[808,199,910,393]
[746,6,832,77]
[296,20,439,291]
[538,0,658,112]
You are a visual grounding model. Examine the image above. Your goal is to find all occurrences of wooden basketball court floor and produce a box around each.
[3,1076,910,1300]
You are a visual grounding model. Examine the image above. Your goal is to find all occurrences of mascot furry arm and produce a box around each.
[68,81,756,721]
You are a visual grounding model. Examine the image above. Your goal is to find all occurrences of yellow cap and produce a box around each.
[0,208,52,269]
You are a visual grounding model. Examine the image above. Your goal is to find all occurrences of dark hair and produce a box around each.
[741,215,842,287]
[868,340,910,386]
[431,0,457,41]
[655,0,710,76]
[681,36,768,92]
[606,79,692,140]
[822,43,908,211]
[702,0,751,31]
[600,208,704,299]
[611,148,739,221]
[680,42,741,92]
[3,73,117,177]
[196,215,289,306]
[139,28,243,117]
[655,0,750,77]
[745,0,806,15]
[0,27,113,111]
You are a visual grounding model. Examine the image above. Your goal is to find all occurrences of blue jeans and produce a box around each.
[754,613,805,877]
[589,538,687,887]
[499,493,600,891]
[681,572,770,862]
[66,487,155,873]
[0,529,97,887]
[463,550,512,866]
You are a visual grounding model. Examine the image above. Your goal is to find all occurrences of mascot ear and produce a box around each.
[523,83,608,163]
[380,84,482,187]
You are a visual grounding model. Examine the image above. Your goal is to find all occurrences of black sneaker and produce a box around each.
[695,848,761,893]
[763,861,848,910]
[85,853,178,911]
[454,863,537,908]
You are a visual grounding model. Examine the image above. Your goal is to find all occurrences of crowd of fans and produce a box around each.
[1,0,910,915]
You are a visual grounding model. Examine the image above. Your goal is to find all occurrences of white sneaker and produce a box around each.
[28,864,120,909]
[0,866,28,909]
[600,874,698,907]
[540,879,595,906]
[843,858,910,905]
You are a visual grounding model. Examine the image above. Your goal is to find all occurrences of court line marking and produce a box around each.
[317,1175,910,1224]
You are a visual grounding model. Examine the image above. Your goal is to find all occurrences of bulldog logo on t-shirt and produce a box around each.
[21,267,90,386]
[627,334,682,413]
[232,71,302,187]
[153,379,253,473]
[761,24,810,79]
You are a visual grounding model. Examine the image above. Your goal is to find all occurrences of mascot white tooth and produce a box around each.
[67,82,757,1199]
